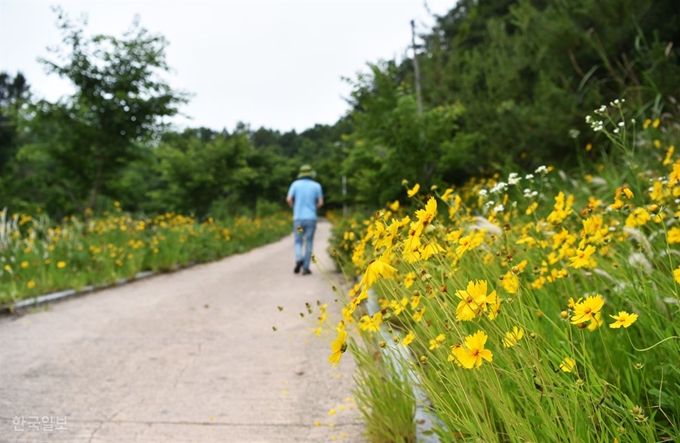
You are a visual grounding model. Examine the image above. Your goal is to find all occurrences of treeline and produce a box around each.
[1,1,679,218]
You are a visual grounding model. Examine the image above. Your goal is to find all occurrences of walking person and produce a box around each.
[287,164,324,275]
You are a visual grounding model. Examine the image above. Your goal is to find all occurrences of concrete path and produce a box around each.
[0,219,363,442]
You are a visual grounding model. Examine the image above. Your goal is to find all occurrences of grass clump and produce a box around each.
[327,101,680,442]
[0,208,291,305]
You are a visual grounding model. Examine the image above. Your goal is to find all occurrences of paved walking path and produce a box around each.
[0,219,363,442]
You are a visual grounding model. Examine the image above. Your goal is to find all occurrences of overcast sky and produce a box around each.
[0,0,454,132]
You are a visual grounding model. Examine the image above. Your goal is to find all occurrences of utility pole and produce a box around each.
[342,175,347,218]
[410,19,423,116]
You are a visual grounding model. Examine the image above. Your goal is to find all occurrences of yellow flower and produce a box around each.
[653,118,660,128]
[663,145,675,166]
[559,357,576,372]
[402,331,415,346]
[609,311,639,328]
[20,261,29,269]
[362,258,397,290]
[389,298,408,315]
[413,307,426,322]
[525,202,538,215]
[414,197,437,228]
[455,230,485,257]
[388,200,400,212]
[571,295,605,324]
[328,328,348,367]
[454,280,497,321]
[668,228,680,244]
[674,266,680,284]
[625,208,650,228]
[428,334,446,350]
[27,280,36,289]
[57,261,66,269]
[441,188,454,201]
[407,183,420,198]
[358,312,383,332]
[403,272,416,289]
[500,271,519,294]
[569,245,596,268]
[502,327,524,348]
[456,330,493,369]
[643,118,651,129]
[546,192,573,225]
[587,311,603,332]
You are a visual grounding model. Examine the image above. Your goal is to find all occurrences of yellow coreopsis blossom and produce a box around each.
[428,334,446,350]
[362,258,397,290]
[328,328,348,367]
[569,245,597,268]
[559,357,576,373]
[650,181,665,202]
[668,228,680,244]
[625,208,650,228]
[359,312,383,332]
[57,261,66,269]
[389,200,400,212]
[500,271,519,294]
[419,241,446,261]
[456,330,493,369]
[587,311,603,332]
[571,295,604,325]
[389,298,409,315]
[413,307,426,322]
[502,326,524,347]
[404,272,416,289]
[407,183,420,198]
[414,198,437,229]
[440,188,454,201]
[454,280,497,321]
[663,146,675,166]
[546,192,573,225]
[674,266,680,284]
[609,311,639,328]
[670,163,680,187]
[402,331,415,346]
[27,280,36,289]
[526,202,538,215]
[455,230,485,257]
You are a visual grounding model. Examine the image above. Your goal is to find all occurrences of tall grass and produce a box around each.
[0,207,291,305]
[329,102,680,442]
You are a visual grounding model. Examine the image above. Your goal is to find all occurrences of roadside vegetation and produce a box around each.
[0,208,290,305]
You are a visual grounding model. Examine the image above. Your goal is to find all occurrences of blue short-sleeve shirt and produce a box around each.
[287,178,323,220]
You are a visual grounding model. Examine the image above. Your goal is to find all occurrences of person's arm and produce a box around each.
[317,185,324,209]
[286,195,293,208]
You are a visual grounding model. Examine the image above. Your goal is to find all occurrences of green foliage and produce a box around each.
[340,0,680,207]
[0,209,292,305]
[23,9,188,214]
[353,342,416,443]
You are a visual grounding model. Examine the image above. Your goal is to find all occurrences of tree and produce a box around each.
[28,9,188,214]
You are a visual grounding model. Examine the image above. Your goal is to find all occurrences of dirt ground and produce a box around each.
[0,219,363,442]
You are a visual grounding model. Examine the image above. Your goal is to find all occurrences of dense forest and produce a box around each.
[1,0,679,218]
